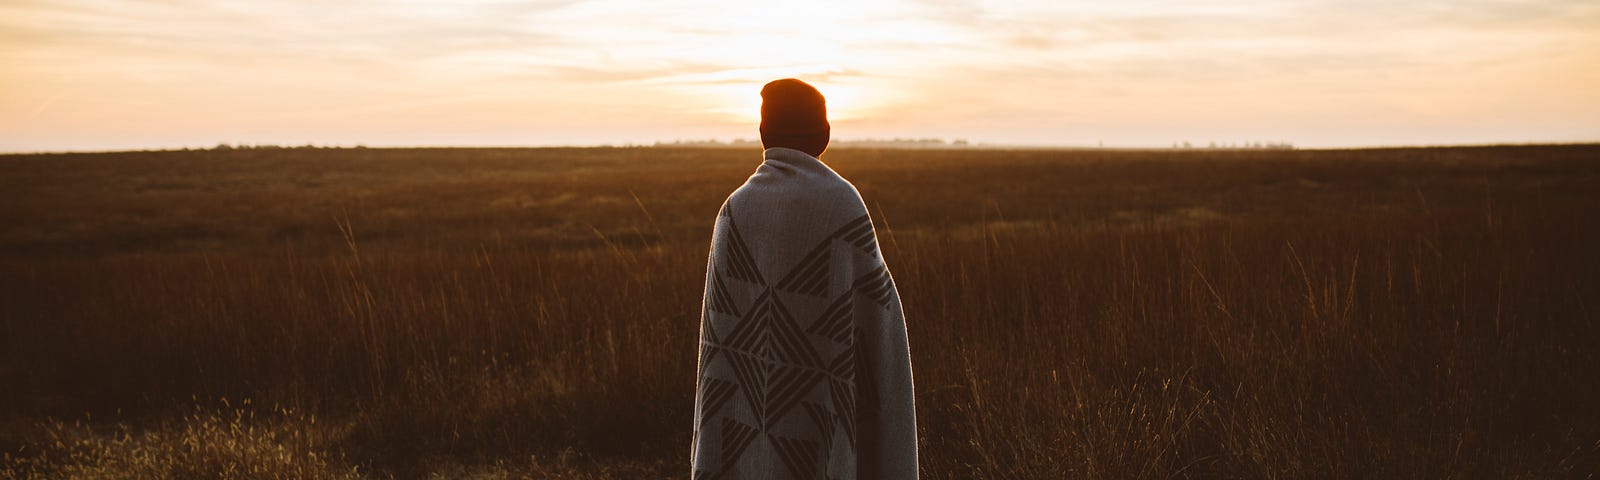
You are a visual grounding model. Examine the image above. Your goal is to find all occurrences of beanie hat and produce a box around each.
[759,78,830,157]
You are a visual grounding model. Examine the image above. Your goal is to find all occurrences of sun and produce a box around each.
[625,1,928,130]
[689,73,888,130]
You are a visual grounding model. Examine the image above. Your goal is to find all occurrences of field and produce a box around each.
[2,145,1598,478]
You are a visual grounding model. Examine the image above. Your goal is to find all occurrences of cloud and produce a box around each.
[2,0,1597,151]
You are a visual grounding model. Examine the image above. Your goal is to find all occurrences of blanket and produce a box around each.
[691,147,917,479]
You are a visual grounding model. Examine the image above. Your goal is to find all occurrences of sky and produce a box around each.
[2,0,1598,152]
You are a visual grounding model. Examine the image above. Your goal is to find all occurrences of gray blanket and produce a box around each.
[692,147,918,479]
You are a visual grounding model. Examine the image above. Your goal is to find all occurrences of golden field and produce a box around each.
[2,145,1597,478]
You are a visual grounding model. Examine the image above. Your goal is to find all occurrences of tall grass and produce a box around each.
[2,145,1597,478]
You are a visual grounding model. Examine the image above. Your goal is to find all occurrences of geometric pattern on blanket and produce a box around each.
[694,207,893,480]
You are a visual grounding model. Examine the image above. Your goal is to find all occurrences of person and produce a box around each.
[690,78,918,479]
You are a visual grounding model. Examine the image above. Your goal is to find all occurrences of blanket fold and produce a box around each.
[692,147,917,479]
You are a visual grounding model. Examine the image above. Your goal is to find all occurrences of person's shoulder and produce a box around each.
[805,164,854,190]
[811,173,869,215]
[733,171,864,214]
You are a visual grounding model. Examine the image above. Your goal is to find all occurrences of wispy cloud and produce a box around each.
[2,0,1597,151]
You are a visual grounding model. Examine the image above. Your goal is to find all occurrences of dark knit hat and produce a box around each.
[760,78,829,157]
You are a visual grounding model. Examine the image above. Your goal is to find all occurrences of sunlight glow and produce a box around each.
[2,0,1597,151]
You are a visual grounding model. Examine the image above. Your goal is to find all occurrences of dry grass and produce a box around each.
[0,399,359,479]
[2,145,1598,478]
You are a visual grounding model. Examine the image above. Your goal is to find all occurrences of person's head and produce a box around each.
[759,78,829,157]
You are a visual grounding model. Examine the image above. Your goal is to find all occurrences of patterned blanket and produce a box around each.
[692,147,917,479]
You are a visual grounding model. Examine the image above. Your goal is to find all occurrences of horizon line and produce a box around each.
[4,140,1599,157]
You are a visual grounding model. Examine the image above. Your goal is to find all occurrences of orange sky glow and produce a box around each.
[3,0,1598,152]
